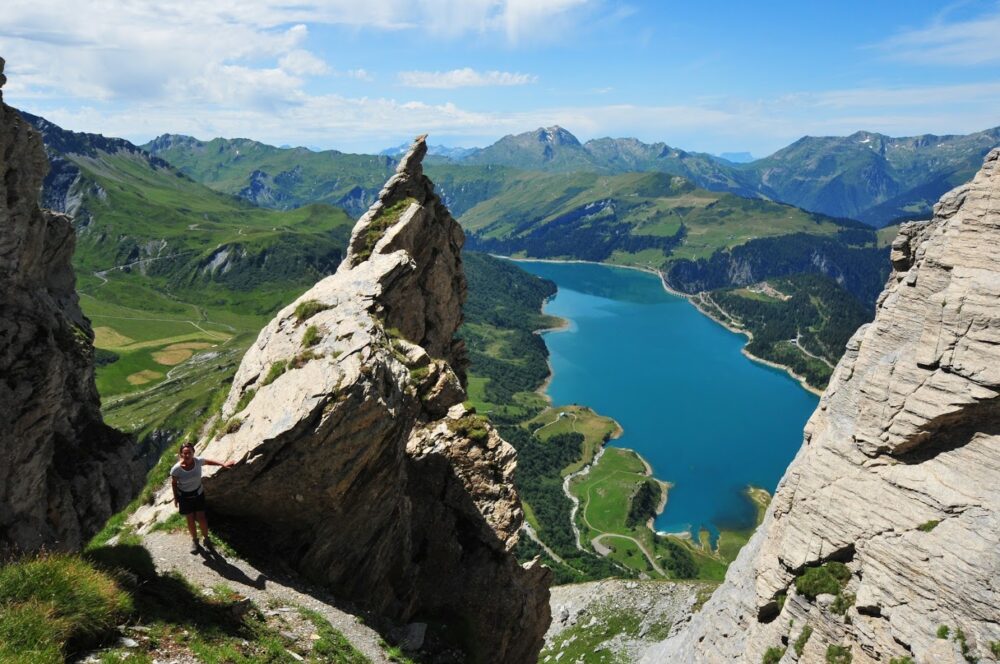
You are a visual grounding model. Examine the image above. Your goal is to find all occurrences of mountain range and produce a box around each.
[144,124,1000,227]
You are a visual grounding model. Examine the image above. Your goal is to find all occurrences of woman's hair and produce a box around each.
[180,442,196,453]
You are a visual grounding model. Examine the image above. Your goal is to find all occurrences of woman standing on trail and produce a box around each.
[170,442,234,554]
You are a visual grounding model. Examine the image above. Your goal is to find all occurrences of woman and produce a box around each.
[170,442,234,554]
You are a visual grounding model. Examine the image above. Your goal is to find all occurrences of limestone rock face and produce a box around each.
[0,58,141,554]
[168,136,549,662]
[645,149,1000,663]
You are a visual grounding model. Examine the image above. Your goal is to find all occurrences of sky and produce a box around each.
[2,0,1000,157]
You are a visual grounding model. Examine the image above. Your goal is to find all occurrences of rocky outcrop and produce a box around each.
[0,58,141,554]
[646,149,1000,663]
[133,135,550,662]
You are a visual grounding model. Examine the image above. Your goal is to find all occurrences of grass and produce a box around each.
[826,644,852,664]
[763,646,785,664]
[0,554,131,661]
[917,519,940,532]
[539,604,644,664]
[794,625,813,657]
[262,360,288,386]
[2,540,369,664]
[294,300,330,324]
[302,324,322,348]
[526,405,621,476]
[355,197,418,262]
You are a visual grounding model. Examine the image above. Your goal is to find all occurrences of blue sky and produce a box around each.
[2,1,999,156]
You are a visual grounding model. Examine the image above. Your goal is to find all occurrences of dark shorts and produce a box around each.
[177,489,206,515]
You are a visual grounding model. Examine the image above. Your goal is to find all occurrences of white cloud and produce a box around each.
[346,69,374,82]
[398,68,537,88]
[280,50,330,76]
[877,5,1000,66]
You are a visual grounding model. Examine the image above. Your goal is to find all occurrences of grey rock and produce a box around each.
[645,149,1000,663]
[0,59,142,554]
[132,135,550,663]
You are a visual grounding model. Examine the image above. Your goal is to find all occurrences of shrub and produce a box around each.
[990,642,1000,658]
[293,299,329,324]
[0,554,131,659]
[937,625,950,639]
[261,360,287,386]
[222,417,243,435]
[917,520,940,532]
[889,657,914,664]
[302,324,322,348]
[794,625,813,657]
[826,644,852,664]
[763,646,785,664]
[795,562,850,599]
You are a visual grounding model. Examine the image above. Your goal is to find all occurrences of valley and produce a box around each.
[26,112,892,585]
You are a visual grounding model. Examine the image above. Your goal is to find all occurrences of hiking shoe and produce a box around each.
[202,537,214,549]
[190,540,201,554]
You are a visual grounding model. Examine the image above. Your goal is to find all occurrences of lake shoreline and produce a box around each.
[503,255,825,397]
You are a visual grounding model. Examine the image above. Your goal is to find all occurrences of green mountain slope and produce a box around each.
[460,169,887,302]
[740,128,1000,226]
[142,133,398,217]
[24,113,356,417]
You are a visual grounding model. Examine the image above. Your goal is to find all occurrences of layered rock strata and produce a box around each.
[645,149,1000,663]
[0,58,141,553]
[136,136,550,663]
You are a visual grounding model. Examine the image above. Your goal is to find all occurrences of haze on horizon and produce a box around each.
[2,0,1000,157]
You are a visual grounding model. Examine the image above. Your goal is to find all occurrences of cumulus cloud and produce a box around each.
[398,68,537,88]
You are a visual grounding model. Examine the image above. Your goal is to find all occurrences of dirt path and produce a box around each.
[521,523,565,564]
[590,533,666,576]
[141,531,391,663]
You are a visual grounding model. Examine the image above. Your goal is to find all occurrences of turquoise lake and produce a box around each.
[515,260,819,539]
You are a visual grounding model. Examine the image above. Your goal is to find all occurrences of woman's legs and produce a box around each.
[185,513,197,540]
[196,511,210,540]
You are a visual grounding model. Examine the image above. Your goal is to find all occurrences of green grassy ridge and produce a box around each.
[142,134,396,216]
[460,169,861,268]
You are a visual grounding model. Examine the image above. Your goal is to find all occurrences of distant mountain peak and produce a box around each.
[535,125,580,146]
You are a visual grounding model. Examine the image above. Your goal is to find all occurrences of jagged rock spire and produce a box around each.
[131,132,550,663]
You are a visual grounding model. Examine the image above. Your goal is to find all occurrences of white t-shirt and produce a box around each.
[170,457,205,493]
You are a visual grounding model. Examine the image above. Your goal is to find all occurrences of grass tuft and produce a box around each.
[917,519,940,532]
[763,646,785,664]
[794,625,813,657]
[294,299,330,324]
[826,644,852,664]
[261,360,287,386]
[302,324,322,348]
[234,388,256,413]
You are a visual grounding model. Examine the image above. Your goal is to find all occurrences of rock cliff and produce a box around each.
[0,58,141,554]
[645,149,1000,663]
[134,135,550,662]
